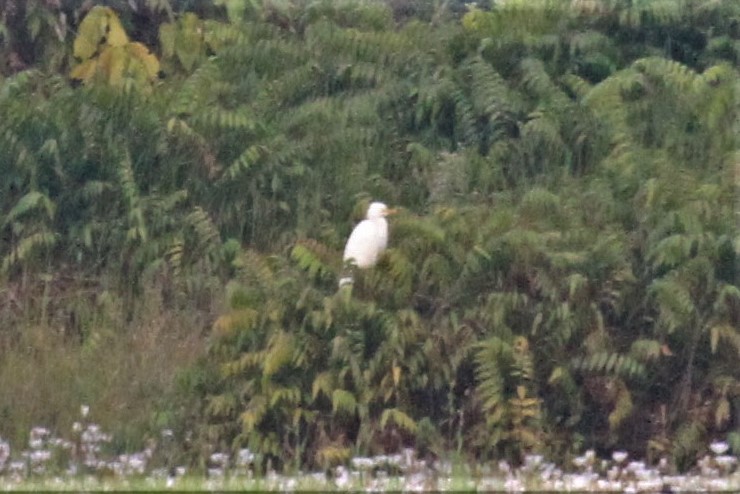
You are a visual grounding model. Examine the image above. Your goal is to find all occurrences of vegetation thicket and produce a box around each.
[0,0,738,473]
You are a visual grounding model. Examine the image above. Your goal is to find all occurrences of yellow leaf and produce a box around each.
[380,408,417,434]
[74,6,108,59]
[127,42,160,79]
[105,9,129,47]
[392,363,401,387]
[548,366,564,384]
[516,385,527,400]
[70,59,98,82]
[715,398,730,429]
[311,372,333,400]
[263,331,294,377]
[98,46,125,86]
[241,410,257,433]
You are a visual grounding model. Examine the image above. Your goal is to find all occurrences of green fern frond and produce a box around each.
[695,63,736,132]
[291,239,337,282]
[268,385,301,408]
[1,231,58,273]
[469,0,569,41]
[169,60,222,116]
[206,393,238,419]
[222,144,267,182]
[632,57,697,93]
[263,331,295,377]
[116,148,147,242]
[649,234,694,270]
[614,0,683,28]
[331,389,357,416]
[714,283,740,315]
[240,395,268,434]
[0,127,40,174]
[466,57,521,122]
[191,106,257,132]
[569,30,613,57]
[391,215,447,255]
[379,249,414,297]
[629,339,665,362]
[572,351,646,379]
[650,277,697,331]
[520,187,562,220]
[233,249,276,292]
[474,336,512,416]
[212,307,260,338]
[78,180,114,202]
[709,324,740,356]
[562,73,593,99]
[482,291,530,331]
[380,407,417,434]
[3,191,56,225]
[312,371,335,401]
[220,349,264,377]
[203,19,252,52]
[185,206,221,256]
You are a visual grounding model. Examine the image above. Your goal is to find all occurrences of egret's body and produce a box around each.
[339,202,394,286]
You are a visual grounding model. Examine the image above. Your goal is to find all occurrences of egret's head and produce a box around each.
[366,202,395,219]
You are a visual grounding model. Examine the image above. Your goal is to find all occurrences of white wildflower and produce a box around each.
[0,439,10,469]
[237,448,254,466]
[30,449,51,464]
[714,455,737,469]
[710,441,729,455]
[209,451,229,467]
[612,450,628,464]
[524,454,544,469]
[351,457,375,471]
[207,467,224,478]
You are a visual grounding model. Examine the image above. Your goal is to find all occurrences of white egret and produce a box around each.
[339,201,396,287]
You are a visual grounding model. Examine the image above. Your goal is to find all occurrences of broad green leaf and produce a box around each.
[159,22,176,58]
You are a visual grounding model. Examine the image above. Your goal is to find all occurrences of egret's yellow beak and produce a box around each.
[384,208,399,216]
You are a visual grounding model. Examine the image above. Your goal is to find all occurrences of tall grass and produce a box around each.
[0,279,211,452]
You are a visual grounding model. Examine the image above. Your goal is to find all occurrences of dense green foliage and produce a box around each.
[0,0,738,472]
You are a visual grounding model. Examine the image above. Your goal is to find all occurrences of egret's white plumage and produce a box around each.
[339,202,394,286]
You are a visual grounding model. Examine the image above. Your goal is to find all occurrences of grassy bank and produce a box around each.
[0,280,211,452]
